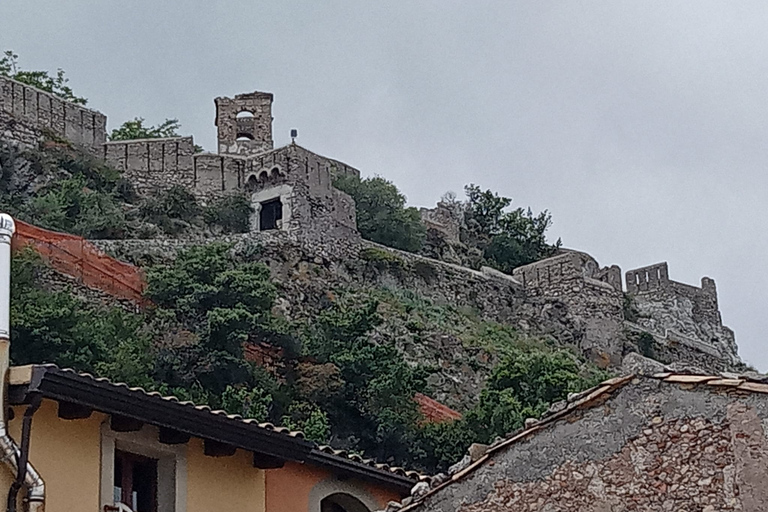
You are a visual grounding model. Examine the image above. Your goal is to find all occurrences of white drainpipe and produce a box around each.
[0,215,44,512]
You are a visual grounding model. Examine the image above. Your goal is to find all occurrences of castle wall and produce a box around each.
[513,252,626,365]
[0,76,106,149]
[625,262,738,365]
[104,136,195,196]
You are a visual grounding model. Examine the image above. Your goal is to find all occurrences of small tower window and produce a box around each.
[259,198,283,231]
[236,133,255,142]
[236,110,255,118]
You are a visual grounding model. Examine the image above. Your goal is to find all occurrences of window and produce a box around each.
[260,198,283,230]
[236,110,255,119]
[114,450,158,512]
[236,132,255,141]
[100,423,186,512]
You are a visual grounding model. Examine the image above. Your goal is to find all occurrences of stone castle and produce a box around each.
[0,75,743,373]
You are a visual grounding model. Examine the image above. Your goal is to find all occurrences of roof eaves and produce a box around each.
[17,365,312,462]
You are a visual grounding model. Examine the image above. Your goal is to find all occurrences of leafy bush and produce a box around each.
[204,195,254,234]
[334,175,426,252]
[0,141,131,238]
[25,176,128,238]
[10,249,153,387]
[109,118,203,152]
[109,118,182,141]
[415,346,609,470]
[139,186,202,235]
[359,246,405,271]
[463,184,560,273]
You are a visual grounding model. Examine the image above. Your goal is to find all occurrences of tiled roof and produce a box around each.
[10,364,425,489]
[398,370,768,511]
[315,445,429,482]
[49,365,307,436]
[414,393,462,424]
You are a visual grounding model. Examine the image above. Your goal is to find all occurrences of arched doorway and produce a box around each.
[320,493,371,512]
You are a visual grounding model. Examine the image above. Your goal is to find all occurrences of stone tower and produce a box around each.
[215,91,274,155]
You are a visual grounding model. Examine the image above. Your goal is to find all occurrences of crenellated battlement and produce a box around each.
[0,76,106,150]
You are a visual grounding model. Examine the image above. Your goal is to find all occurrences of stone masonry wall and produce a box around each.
[0,76,106,150]
[416,378,768,512]
[626,262,738,365]
[104,137,196,196]
[513,251,626,365]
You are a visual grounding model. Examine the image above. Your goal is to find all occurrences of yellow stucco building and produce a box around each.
[0,364,420,512]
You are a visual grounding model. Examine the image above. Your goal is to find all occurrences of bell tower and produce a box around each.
[215,91,274,155]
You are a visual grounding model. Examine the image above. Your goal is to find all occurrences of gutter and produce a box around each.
[0,214,44,512]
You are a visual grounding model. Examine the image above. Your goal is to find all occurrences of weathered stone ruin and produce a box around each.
[0,74,744,375]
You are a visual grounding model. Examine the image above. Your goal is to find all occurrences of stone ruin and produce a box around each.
[511,253,740,368]
[0,75,359,241]
[0,75,743,371]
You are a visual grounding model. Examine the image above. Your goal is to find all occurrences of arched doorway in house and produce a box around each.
[320,493,371,512]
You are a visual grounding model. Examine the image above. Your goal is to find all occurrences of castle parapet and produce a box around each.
[104,136,195,196]
[0,76,106,149]
[625,262,670,293]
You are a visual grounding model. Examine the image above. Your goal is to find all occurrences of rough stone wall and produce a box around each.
[420,202,462,244]
[626,262,738,365]
[513,251,626,365]
[0,76,106,150]
[104,136,196,196]
[416,378,768,512]
[215,91,274,155]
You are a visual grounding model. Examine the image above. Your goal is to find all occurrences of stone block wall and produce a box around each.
[0,76,106,149]
[513,251,626,364]
[420,202,462,244]
[104,136,196,196]
[414,378,768,512]
[625,262,737,365]
[215,91,274,155]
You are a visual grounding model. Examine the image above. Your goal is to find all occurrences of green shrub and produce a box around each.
[334,175,425,252]
[140,186,201,235]
[463,184,560,273]
[359,246,405,270]
[204,195,254,234]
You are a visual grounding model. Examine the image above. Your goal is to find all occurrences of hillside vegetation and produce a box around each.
[0,56,601,472]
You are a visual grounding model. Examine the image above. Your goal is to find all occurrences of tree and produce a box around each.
[415,345,608,471]
[0,51,87,105]
[334,175,426,252]
[109,118,182,141]
[463,184,560,273]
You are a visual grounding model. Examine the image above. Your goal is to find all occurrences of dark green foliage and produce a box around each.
[0,50,87,105]
[10,249,154,387]
[139,186,202,235]
[463,184,560,273]
[359,246,405,271]
[416,346,609,471]
[25,176,128,238]
[109,118,203,152]
[302,300,429,461]
[204,195,254,234]
[109,118,182,141]
[334,175,426,252]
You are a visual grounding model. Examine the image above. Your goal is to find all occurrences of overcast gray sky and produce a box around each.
[3,1,766,369]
